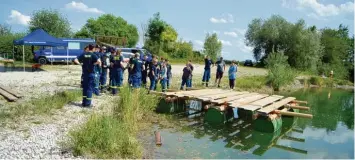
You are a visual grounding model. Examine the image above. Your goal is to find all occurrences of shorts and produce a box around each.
[216,71,224,79]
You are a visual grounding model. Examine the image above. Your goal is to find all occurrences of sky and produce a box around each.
[0,0,354,60]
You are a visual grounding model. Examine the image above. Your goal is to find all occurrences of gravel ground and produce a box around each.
[0,64,267,159]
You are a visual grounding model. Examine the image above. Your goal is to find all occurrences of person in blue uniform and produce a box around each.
[180,62,192,90]
[228,60,238,89]
[141,55,148,88]
[74,44,101,107]
[99,46,109,92]
[187,60,194,88]
[107,48,114,92]
[130,53,143,88]
[149,59,158,91]
[93,45,101,96]
[110,49,124,95]
[215,57,226,88]
[166,59,172,89]
[202,55,214,87]
[159,62,168,92]
[80,46,89,88]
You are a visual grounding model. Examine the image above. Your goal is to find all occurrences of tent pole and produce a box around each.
[23,45,25,72]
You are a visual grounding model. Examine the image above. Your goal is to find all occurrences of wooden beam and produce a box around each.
[273,145,308,154]
[276,110,313,119]
[0,86,23,98]
[0,88,18,102]
[288,105,310,111]
[282,136,305,143]
[227,93,259,104]
[236,95,284,111]
[257,97,296,114]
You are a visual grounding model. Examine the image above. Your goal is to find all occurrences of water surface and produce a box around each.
[154,88,354,159]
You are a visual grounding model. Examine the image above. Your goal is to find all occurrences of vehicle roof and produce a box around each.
[59,38,95,42]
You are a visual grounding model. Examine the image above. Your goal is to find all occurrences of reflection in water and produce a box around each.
[155,88,354,159]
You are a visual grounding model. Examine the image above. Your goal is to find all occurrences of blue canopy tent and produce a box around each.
[13,29,68,71]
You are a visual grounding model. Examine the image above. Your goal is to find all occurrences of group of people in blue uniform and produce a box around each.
[74,44,238,107]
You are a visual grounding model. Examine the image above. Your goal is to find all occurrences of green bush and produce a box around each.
[265,52,296,91]
[309,76,324,86]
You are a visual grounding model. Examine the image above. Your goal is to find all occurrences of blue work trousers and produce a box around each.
[82,73,95,106]
[149,76,157,91]
[100,68,108,90]
[111,69,123,95]
[180,78,191,90]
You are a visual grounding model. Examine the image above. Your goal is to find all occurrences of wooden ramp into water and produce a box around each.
[161,89,312,118]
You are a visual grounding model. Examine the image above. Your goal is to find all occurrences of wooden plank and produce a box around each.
[0,86,23,98]
[229,94,269,108]
[210,92,249,104]
[227,93,259,104]
[249,95,283,106]
[0,88,18,102]
[236,95,285,111]
[184,89,227,98]
[257,97,296,114]
[165,89,220,97]
[198,91,245,102]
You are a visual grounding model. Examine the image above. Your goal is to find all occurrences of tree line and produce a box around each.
[245,15,354,82]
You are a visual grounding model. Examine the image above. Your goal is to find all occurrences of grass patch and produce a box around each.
[0,90,81,121]
[235,76,267,90]
[68,85,160,159]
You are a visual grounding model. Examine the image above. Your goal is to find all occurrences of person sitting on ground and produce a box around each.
[180,62,192,90]
[215,57,226,88]
[228,60,238,90]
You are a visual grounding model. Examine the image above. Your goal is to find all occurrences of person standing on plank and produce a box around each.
[215,57,225,88]
[166,59,172,89]
[141,55,148,88]
[149,59,158,91]
[110,49,124,95]
[130,53,144,88]
[74,44,101,107]
[228,60,238,89]
[202,55,214,87]
[99,46,109,91]
[180,62,192,90]
[187,60,194,88]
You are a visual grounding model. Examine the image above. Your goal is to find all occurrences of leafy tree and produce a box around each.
[144,12,168,55]
[174,40,193,59]
[203,33,222,60]
[0,24,11,36]
[29,9,71,37]
[77,14,139,47]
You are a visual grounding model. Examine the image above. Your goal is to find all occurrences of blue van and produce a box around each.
[33,38,95,65]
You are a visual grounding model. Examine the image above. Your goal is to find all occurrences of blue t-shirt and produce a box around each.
[93,52,101,73]
[110,55,124,71]
[204,58,213,69]
[149,64,158,78]
[216,60,225,73]
[132,59,143,78]
[228,65,237,79]
[182,67,192,79]
[77,52,99,75]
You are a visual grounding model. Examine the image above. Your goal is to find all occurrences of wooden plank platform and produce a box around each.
[162,89,304,116]
[257,97,296,114]
[0,88,18,102]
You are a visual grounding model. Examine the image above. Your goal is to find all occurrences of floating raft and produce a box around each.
[158,89,312,132]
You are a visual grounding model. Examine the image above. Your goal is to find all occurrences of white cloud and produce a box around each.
[219,39,232,46]
[233,28,247,35]
[194,40,204,46]
[307,13,328,20]
[65,1,104,14]
[6,10,30,26]
[291,0,354,18]
[224,31,238,37]
[236,39,253,53]
[210,13,234,23]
